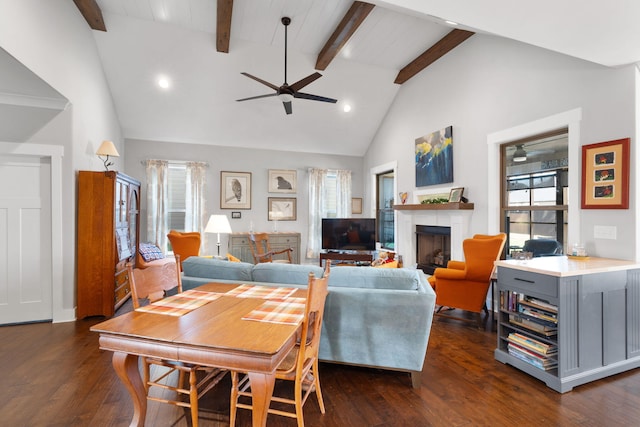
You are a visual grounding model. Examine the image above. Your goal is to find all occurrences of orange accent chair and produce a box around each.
[428,233,506,328]
[167,230,201,271]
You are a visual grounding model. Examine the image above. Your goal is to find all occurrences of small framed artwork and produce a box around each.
[221,171,251,209]
[351,197,363,214]
[448,187,464,203]
[268,169,297,193]
[268,197,296,221]
[581,138,630,209]
[231,211,241,219]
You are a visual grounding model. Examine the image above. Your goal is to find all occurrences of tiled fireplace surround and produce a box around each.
[396,208,473,273]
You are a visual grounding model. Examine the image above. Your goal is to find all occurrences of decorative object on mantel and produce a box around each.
[421,197,449,204]
[394,202,474,211]
[415,125,453,187]
[581,137,629,209]
[448,187,464,203]
[398,192,409,205]
[96,140,119,171]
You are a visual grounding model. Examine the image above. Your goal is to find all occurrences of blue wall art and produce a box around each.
[415,125,453,187]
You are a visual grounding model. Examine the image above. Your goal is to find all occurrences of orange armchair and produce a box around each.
[428,233,506,328]
[167,230,201,271]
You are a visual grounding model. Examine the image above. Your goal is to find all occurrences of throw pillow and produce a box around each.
[139,242,164,262]
[374,260,398,268]
[226,253,241,262]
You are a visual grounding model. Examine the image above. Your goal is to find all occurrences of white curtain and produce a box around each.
[306,168,352,259]
[145,160,169,253]
[336,169,352,218]
[307,168,328,258]
[185,161,208,252]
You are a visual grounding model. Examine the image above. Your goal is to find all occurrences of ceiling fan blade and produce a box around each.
[289,72,322,92]
[294,92,338,103]
[283,100,293,115]
[240,72,280,91]
[236,93,277,102]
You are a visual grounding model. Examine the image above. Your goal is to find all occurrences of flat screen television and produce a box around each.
[322,218,376,251]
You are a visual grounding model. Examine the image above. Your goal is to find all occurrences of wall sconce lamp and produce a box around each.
[205,214,233,257]
[96,140,120,171]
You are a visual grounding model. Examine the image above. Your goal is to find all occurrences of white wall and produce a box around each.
[365,34,637,260]
[0,0,124,320]
[124,139,365,262]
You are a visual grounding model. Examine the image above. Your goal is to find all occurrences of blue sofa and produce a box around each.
[181,257,436,388]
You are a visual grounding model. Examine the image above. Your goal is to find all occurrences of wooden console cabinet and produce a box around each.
[494,256,640,392]
[76,171,140,318]
[228,232,301,264]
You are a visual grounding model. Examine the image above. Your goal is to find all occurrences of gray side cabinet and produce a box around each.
[495,265,640,392]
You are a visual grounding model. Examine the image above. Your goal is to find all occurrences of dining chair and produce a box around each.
[229,263,330,427]
[167,230,201,270]
[248,232,293,263]
[127,256,227,427]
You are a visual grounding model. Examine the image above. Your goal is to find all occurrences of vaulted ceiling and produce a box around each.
[72,0,640,156]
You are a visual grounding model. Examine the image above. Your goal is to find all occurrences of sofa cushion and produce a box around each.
[182,256,253,281]
[252,262,325,285]
[329,266,421,290]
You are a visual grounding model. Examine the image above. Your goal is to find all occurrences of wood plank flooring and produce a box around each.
[1,311,639,426]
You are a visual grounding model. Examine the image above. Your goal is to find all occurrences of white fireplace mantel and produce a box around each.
[395,204,474,270]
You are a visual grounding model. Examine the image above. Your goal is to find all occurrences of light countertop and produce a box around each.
[494,256,640,277]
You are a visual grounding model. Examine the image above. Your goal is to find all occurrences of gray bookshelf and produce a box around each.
[494,257,640,393]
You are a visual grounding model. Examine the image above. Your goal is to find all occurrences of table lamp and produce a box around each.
[205,214,232,257]
[96,140,120,171]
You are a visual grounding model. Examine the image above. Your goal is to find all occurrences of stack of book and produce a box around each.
[507,332,558,371]
[510,296,558,336]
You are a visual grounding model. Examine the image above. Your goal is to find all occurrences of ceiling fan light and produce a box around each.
[513,145,527,162]
[278,93,294,103]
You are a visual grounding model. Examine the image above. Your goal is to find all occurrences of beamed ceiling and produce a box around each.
[71,0,640,156]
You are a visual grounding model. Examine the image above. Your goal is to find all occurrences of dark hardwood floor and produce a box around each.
[1,309,639,426]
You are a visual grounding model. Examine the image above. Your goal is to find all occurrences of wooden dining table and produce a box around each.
[91,282,305,427]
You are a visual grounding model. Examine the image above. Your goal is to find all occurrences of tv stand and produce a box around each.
[319,251,373,267]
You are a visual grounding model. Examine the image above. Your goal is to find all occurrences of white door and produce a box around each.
[0,155,52,324]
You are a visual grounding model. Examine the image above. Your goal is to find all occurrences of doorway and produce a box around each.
[377,171,395,250]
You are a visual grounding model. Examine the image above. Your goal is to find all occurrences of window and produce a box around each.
[501,131,568,256]
[167,163,187,232]
[323,172,337,218]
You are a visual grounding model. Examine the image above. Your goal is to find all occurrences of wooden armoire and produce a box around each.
[76,171,140,318]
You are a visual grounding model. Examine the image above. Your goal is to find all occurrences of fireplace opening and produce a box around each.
[416,225,451,275]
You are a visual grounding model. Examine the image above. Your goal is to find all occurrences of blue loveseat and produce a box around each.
[181,257,436,388]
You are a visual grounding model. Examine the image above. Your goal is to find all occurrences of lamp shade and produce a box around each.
[513,144,527,162]
[96,140,120,157]
[205,215,232,234]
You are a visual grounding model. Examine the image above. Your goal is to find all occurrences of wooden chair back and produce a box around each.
[128,255,182,309]
[297,263,330,367]
[249,232,292,263]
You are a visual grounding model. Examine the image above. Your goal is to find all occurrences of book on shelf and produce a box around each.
[509,313,557,336]
[507,332,557,356]
[508,343,558,371]
[519,306,558,324]
[520,296,558,314]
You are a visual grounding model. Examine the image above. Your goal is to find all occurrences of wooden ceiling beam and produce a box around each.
[216,0,234,53]
[394,29,474,84]
[73,0,106,31]
[315,1,375,71]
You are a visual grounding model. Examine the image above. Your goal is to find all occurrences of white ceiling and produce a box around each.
[89,0,640,156]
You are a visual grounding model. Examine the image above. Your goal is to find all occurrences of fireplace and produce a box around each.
[416,225,451,274]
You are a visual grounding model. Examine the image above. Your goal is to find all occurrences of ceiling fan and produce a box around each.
[236,17,337,115]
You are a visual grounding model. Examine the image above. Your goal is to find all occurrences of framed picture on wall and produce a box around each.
[351,197,363,214]
[268,169,297,193]
[581,138,629,209]
[220,171,251,209]
[268,197,296,221]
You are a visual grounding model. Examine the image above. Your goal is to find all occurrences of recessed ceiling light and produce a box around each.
[157,77,170,89]
[445,20,459,26]
[343,104,352,113]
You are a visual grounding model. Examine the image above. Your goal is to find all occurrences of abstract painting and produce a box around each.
[415,126,453,187]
